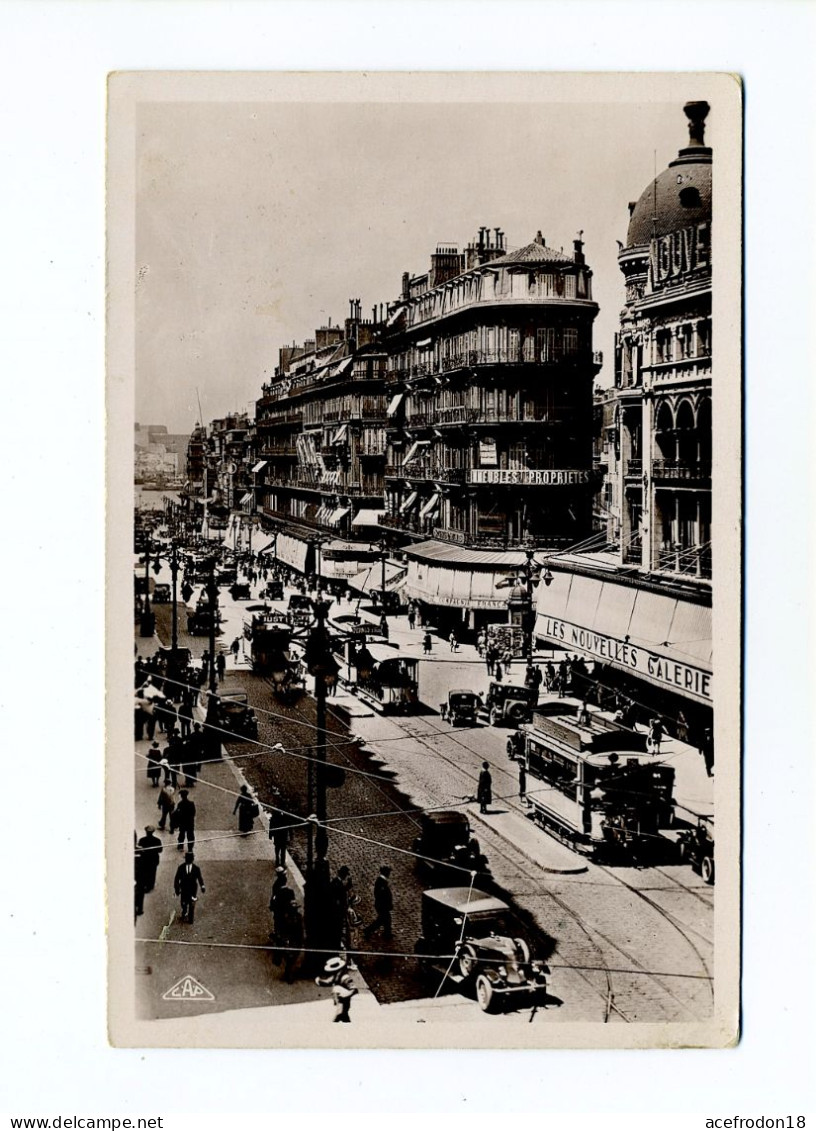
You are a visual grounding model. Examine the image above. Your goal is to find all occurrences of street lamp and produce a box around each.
[302,597,341,963]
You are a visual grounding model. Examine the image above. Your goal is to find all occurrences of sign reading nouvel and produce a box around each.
[470,469,593,485]
[539,615,712,703]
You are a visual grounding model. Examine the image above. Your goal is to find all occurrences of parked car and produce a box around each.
[152,583,172,603]
[446,689,482,726]
[230,582,252,601]
[411,811,490,885]
[482,681,538,727]
[414,887,549,1012]
[216,689,259,741]
[677,816,715,884]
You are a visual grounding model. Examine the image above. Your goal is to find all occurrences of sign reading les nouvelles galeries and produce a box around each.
[539,615,712,704]
[651,221,710,286]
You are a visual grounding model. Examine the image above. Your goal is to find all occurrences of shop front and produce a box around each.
[403,541,525,636]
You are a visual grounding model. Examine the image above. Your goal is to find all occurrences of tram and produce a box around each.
[522,710,675,862]
[242,606,306,699]
[342,641,419,715]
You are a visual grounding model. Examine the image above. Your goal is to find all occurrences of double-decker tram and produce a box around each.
[523,710,675,862]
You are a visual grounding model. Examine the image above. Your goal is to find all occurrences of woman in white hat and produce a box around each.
[315,957,358,1023]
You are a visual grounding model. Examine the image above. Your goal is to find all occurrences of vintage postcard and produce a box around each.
[107,71,742,1048]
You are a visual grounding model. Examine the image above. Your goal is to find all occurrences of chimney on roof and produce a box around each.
[534,231,545,246]
[401,272,410,301]
[573,231,585,265]
[684,101,710,147]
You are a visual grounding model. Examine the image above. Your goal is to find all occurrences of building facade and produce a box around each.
[613,101,712,579]
[254,303,388,582]
[534,102,714,740]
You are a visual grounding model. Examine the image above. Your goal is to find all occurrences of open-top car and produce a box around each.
[217,689,259,740]
[415,887,549,1012]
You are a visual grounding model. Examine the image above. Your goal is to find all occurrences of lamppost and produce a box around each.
[504,548,552,661]
[302,597,341,963]
[202,555,223,762]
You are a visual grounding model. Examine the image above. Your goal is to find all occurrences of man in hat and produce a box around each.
[136,825,163,892]
[174,788,196,852]
[173,851,205,924]
[363,865,394,942]
[315,956,358,1023]
[268,807,291,867]
[156,781,175,831]
[477,762,493,814]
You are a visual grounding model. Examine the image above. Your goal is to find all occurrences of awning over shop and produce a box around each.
[328,507,350,526]
[403,440,430,465]
[404,559,521,610]
[399,491,418,513]
[275,533,310,574]
[405,539,529,568]
[416,338,433,349]
[239,493,253,506]
[535,569,712,704]
[251,460,268,474]
[348,561,408,596]
[419,492,440,518]
[351,509,384,527]
[387,394,404,416]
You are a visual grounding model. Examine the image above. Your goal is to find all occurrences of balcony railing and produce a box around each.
[624,458,643,477]
[657,547,712,580]
[652,460,712,481]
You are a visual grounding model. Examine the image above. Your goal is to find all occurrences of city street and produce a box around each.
[135,553,714,1025]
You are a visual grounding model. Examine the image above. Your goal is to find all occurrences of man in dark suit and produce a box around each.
[173,789,196,852]
[173,852,206,923]
[363,864,393,942]
[136,825,163,892]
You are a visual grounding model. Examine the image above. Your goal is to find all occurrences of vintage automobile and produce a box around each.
[217,566,238,587]
[264,580,285,601]
[286,592,314,628]
[482,681,538,727]
[446,689,482,727]
[411,811,490,885]
[414,887,549,1012]
[677,816,715,884]
[152,583,172,603]
[230,582,252,601]
[216,689,259,741]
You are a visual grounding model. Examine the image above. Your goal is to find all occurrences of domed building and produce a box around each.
[614,100,712,580]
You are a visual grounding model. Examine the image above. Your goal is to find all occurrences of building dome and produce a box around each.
[626,102,712,248]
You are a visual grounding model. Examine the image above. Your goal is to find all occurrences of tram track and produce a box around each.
[385,712,714,1020]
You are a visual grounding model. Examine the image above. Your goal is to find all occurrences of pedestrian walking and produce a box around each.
[648,716,664,754]
[494,660,503,683]
[407,607,416,630]
[422,631,432,655]
[135,703,147,742]
[156,783,175,831]
[172,789,196,852]
[449,631,458,652]
[363,865,394,942]
[146,741,162,787]
[503,648,513,675]
[476,630,486,657]
[315,956,358,1023]
[216,651,227,682]
[268,808,291,867]
[518,760,528,806]
[276,889,304,983]
[328,865,355,951]
[233,784,259,836]
[173,852,205,923]
[545,661,556,692]
[439,701,448,723]
[269,865,289,935]
[477,762,493,814]
[380,616,390,641]
[699,727,714,777]
[136,825,163,892]
[486,645,496,676]
[676,710,690,744]
[177,699,193,740]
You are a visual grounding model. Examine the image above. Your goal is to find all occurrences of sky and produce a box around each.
[135,93,712,434]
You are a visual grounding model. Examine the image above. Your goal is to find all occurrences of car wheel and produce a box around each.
[701,855,715,885]
[475,974,497,1012]
[458,945,477,979]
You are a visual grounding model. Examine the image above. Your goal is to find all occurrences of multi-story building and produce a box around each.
[613,101,712,579]
[533,102,714,741]
[381,226,602,633]
[254,303,389,583]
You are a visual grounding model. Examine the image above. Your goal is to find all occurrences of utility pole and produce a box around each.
[169,541,180,679]
[203,556,222,762]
